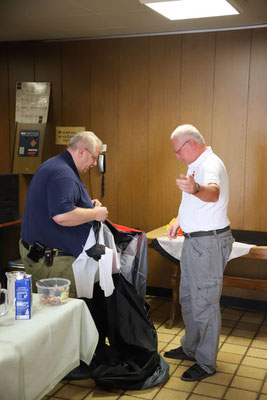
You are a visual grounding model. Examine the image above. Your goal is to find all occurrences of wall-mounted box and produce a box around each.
[12,123,46,175]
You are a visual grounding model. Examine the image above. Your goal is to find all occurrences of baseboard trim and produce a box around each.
[220,295,267,312]
[146,286,172,298]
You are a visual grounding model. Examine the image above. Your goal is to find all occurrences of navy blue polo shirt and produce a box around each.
[21,150,94,257]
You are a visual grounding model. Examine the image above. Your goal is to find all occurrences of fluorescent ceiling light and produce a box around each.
[140,0,240,21]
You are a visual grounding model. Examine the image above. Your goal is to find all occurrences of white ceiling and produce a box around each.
[1,0,267,42]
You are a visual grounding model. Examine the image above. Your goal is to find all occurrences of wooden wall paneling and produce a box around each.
[179,32,216,143]
[212,30,251,229]
[245,29,267,231]
[0,43,10,172]
[34,42,62,162]
[147,35,182,231]
[147,34,182,290]
[62,41,90,126]
[118,37,149,230]
[89,39,119,223]
[62,41,91,192]
[7,42,35,216]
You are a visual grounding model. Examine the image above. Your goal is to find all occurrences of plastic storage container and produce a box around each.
[36,278,70,306]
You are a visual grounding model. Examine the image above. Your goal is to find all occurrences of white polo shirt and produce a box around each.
[178,147,230,233]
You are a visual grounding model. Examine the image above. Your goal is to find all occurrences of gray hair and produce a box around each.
[171,124,205,144]
[67,131,103,152]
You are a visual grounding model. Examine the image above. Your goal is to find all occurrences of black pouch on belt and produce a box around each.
[27,241,45,263]
[45,249,54,266]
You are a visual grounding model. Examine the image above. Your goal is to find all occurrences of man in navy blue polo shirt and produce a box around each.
[19,131,108,298]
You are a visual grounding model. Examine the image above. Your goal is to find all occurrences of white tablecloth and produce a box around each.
[156,236,255,261]
[0,294,98,400]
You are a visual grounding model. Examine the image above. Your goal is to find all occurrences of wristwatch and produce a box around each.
[193,182,200,194]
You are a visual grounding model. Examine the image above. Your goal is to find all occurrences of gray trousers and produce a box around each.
[179,230,234,373]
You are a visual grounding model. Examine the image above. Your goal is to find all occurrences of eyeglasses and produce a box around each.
[175,140,190,155]
[85,148,98,161]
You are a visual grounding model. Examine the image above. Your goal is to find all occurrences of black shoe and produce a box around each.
[181,363,215,382]
[164,346,195,361]
[62,361,93,381]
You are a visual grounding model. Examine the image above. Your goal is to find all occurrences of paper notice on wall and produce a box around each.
[15,82,50,124]
[55,127,86,145]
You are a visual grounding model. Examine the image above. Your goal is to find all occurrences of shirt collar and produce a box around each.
[189,146,213,170]
[61,150,80,179]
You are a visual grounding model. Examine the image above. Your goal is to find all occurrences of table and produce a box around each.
[0,293,98,400]
[146,226,267,328]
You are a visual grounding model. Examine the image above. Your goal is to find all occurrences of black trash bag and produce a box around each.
[91,351,163,390]
[85,221,106,261]
[85,243,106,261]
[103,219,149,301]
[84,274,169,390]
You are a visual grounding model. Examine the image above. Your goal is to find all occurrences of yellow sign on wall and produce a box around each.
[56,126,85,145]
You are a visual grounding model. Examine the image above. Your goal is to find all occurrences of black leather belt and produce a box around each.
[183,226,230,239]
[21,239,71,257]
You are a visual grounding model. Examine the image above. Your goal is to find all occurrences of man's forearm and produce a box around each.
[194,183,220,202]
[52,207,97,226]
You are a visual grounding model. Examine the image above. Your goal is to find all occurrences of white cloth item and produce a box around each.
[0,294,98,400]
[156,235,256,261]
[72,223,120,299]
[98,247,114,295]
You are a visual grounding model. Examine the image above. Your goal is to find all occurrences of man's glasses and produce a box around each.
[85,148,98,161]
[175,140,190,155]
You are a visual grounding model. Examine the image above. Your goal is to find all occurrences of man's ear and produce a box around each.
[79,147,86,156]
[190,140,197,149]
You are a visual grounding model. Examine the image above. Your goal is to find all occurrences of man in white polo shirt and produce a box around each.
[164,124,234,382]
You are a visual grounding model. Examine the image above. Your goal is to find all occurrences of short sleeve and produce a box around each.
[203,159,221,186]
[47,177,79,218]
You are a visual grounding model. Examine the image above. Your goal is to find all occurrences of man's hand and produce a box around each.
[167,217,180,240]
[94,206,108,222]
[176,174,196,194]
[92,199,102,207]
[176,173,219,202]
